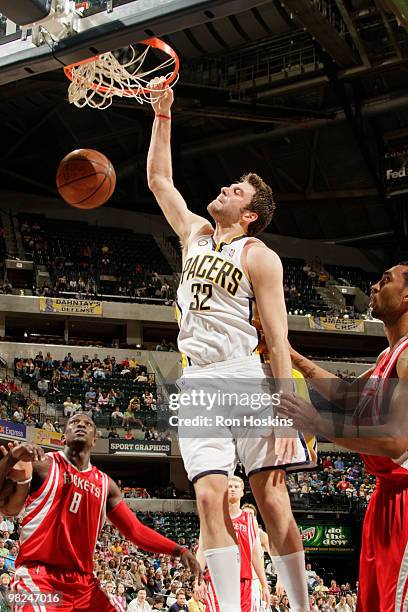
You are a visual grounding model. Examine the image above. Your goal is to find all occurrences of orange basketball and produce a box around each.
[56,149,116,209]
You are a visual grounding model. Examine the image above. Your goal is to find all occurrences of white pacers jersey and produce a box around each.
[176,234,260,367]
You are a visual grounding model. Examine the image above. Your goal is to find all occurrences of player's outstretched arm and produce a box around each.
[279,348,408,458]
[289,344,375,409]
[147,78,212,244]
[0,442,45,516]
[106,478,202,580]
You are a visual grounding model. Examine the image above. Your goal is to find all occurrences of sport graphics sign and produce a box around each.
[109,439,171,455]
[299,525,354,553]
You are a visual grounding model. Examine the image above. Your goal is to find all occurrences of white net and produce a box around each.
[67,44,178,110]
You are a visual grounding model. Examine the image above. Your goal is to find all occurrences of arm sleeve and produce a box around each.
[107,500,181,556]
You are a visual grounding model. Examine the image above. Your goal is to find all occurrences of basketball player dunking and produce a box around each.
[197,477,270,612]
[0,413,200,611]
[147,78,315,612]
[279,263,408,612]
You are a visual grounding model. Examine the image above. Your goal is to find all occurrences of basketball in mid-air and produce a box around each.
[56,149,116,209]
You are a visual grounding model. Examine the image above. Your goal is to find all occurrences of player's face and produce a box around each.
[370,265,408,321]
[228,479,243,502]
[207,181,256,226]
[64,414,96,449]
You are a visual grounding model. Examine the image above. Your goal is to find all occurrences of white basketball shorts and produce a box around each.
[176,355,316,482]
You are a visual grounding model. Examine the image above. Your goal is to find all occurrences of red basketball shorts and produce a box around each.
[357,482,408,612]
[11,563,118,611]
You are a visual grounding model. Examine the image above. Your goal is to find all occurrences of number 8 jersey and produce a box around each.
[176,234,260,368]
[17,451,109,574]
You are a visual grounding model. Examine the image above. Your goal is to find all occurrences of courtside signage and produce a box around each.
[109,439,171,455]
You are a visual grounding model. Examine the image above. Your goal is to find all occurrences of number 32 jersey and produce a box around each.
[17,451,109,574]
[177,234,261,368]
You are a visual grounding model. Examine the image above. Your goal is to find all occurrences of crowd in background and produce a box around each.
[0,510,360,611]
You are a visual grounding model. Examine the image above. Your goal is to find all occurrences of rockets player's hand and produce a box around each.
[149,76,174,115]
[1,441,45,465]
[278,393,321,435]
[178,548,203,583]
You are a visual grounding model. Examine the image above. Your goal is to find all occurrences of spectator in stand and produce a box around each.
[108,428,120,439]
[155,340,169,352]
[125,429,135,441]
[169,590,189,612]
[42,417,56,432]
[136,372,149,383]
[0,540,8,559]
[322,455,333,470]
[4,545,17,572]
[129,395,141,412]
[63,396,75,418]
[335,595,352,612]
[12,407,24,423]
[111,582,127,611]
[306,562,319,590]
[152,594,165,609]
[314,577,329,595]
[111,407,124,427]
[128,588,152,611]
[329,580,341,598]
[37,378,49,397]
[123,406,137,427]
[72,398,82,412]
[334,456,345,471]
[336,475,349,492]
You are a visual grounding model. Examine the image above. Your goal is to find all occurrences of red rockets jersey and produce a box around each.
[233,510,257,580]
[355,336,408,484]
[206,510,257,582]
[17,451,109,574]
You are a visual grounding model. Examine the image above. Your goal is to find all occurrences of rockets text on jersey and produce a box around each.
[17,451,109,574]
[176,234,262,367]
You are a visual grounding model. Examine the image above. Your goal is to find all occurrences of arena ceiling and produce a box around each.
[0,0,408,254]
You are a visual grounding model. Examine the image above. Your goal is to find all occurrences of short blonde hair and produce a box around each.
[229,476,244,490]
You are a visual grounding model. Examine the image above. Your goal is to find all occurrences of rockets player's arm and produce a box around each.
[106,477,202,580]
[280,350,408,458]
[0,443,47,516]
[147,82,213,243]
[252,530,270,606]
[289,345,376,410]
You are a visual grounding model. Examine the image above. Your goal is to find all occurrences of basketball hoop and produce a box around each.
[64,37,179,110]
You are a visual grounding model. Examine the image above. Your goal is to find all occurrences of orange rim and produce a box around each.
[64,37,179,96]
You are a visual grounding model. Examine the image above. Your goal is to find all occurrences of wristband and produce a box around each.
[155,113,171,120]
[11,477,32,485]
[177,546,189,557]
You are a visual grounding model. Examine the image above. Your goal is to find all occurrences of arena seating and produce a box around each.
[13,354,161,429]
[18,214,172,298]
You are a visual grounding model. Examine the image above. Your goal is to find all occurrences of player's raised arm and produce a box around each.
[0,442,45,516]
[147,78,212,244]
[106,477,202,580]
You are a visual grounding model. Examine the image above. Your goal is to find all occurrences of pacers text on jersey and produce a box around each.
[180,254,243,296]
